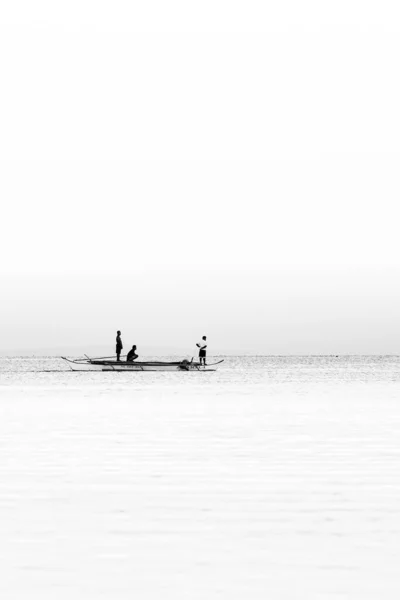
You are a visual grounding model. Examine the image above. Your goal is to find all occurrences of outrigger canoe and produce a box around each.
[61,356,223,372]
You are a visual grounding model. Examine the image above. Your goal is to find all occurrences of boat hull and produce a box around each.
[62,357,221,372]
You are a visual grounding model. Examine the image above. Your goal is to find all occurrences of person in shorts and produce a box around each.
[116,330,123,361]
[196,336,207,366]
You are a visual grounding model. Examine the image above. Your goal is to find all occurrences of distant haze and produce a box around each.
[2,267,400,356]
[1,1,399,355]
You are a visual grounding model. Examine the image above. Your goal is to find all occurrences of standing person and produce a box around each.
[116,330,123,361]
[196,335,207,367]
[126,345,138,362]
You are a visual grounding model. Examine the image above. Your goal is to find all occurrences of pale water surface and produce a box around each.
[1,356,400,599]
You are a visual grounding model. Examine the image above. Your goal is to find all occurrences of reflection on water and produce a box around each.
[1,356,400,598]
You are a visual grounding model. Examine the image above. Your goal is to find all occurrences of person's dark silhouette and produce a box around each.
[116,330,123,361]
[127,345,138,362]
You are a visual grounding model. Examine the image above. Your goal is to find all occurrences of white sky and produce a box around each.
[1,1,399,354]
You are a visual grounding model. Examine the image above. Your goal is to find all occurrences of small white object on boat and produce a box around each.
[61,356,223,372]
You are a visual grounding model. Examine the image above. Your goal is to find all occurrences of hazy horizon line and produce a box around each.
[1,353,399,358]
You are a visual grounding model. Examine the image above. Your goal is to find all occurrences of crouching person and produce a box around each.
[126,345,139,362]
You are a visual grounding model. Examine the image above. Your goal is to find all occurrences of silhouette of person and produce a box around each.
[116,330,123,361]
[127,345,138,362]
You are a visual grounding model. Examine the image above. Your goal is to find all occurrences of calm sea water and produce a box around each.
[1,356,400,599]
